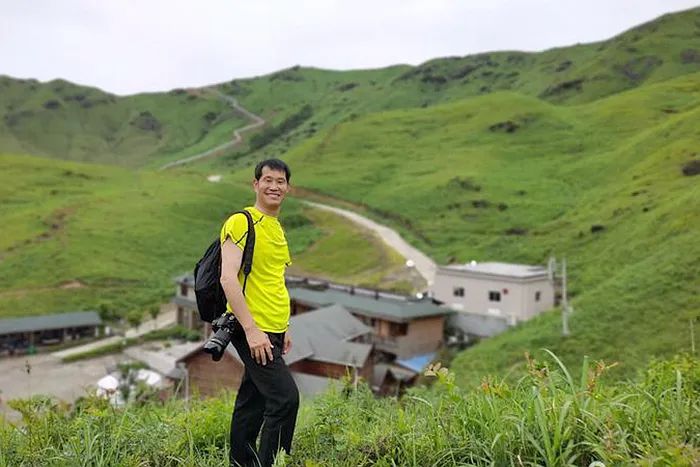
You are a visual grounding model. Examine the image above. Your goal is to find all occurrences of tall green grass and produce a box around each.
[1,353,698,466]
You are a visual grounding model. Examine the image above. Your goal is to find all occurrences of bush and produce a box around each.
[249,105,313,151]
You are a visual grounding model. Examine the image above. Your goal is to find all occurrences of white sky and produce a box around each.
[1,0,698,95]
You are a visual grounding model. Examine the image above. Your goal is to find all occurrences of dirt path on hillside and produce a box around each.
[300,200,437,284]
[159,90,265,170]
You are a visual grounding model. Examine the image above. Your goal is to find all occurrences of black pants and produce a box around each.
[229,327,299,467]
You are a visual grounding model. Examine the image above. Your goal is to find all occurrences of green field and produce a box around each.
[0,154,406,318]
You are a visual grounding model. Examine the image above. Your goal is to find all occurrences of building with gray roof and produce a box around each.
[0,311,102,354]
[432,261,556,336]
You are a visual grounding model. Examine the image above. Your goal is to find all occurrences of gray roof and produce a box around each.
[0,311,101,335]
[289,287,449,323]
[440,262,548,279]
[287,305,372,367]
[126,341,202,379]
[172,295,197,310]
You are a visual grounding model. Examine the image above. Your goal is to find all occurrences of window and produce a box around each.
[453,287,465,297]
[389,322,408,337]
[489,291,501,302]
[535,291,541,302]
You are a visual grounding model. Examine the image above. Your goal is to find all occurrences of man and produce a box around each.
[219,159,298,467]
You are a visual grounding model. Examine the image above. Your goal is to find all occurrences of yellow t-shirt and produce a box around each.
[220,206,291,333]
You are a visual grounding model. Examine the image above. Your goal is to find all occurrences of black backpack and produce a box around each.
[194,210,255,323]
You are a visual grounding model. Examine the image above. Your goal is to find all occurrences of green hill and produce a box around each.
[0,78,249,168]
[265,71,700,383]
[2,8,699,169]
[0,154,406,318]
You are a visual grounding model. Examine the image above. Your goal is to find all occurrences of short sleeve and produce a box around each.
[220,213,249,251]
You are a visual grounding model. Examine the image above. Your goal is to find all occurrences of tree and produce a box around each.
[148,305,160,330]
[126,310,144,332]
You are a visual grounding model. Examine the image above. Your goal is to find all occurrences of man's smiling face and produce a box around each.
[254,166,289,209]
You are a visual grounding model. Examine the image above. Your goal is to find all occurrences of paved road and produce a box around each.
[52,307,176,359]
[159,90,265,170]
[302,201,437,285]
[0,353,122,422]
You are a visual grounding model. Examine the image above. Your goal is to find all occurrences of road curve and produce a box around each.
[159,90,265,170]
[302,200,437,284]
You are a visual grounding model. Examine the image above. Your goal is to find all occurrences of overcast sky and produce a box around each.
[1,0,698,95]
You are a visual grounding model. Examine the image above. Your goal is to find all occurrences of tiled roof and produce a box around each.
[289,287,450,323]
[0,311,101,335]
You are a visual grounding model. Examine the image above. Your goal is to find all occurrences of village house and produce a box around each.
[287,278,450,360]
[174,304,373,397]
[172,274,206,336]
[431,261,555,338]
[0,311,102,356]
[171,274,450,394]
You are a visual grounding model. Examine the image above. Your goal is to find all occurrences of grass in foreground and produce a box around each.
[1,353,698,466]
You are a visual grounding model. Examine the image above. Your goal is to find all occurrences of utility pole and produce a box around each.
[561,257,570,337]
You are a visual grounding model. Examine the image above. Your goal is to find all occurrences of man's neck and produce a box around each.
[254,202,280,218]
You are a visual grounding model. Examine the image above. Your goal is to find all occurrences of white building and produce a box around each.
[432,262,555,336]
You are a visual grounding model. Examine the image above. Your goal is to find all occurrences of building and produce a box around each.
[288,282,450,360]
[175,304,373,398]
[432,262,555,337]
[0,311,102,356]
[172,274,207,335]
[171,273,448,395]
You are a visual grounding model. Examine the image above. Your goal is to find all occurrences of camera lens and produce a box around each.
[203,327,232,361]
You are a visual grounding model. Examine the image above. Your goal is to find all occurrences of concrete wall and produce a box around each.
[433,271,554,322]
[448,311,510,338]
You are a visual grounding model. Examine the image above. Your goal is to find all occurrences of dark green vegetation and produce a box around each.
[2,354,698,465]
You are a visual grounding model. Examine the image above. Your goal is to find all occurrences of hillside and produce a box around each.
[1,8,699,169]
[205,6,700,169]
[0,78,248,168]
[0,154,407,318]
[272,71,700,383]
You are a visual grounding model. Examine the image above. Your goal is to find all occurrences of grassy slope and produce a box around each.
[277,72,700,384]
[0,78,247,168]
[201,7,700,170]
[0,154,406,318]
[3,8,697,171]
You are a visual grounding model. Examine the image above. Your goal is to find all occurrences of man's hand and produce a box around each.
[245,326,274,365]
[283,333,292,355]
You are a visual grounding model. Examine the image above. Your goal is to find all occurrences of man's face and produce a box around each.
[254,166,289,208]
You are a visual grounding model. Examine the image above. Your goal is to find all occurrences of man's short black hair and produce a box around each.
[254,159,291,183]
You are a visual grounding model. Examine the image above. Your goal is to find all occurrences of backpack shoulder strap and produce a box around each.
[232,210,256,294]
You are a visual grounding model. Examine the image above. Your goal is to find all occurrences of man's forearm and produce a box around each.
[220,276,257,332]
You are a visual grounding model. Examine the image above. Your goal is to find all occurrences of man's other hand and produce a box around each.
[245,326,274,365]
[283,333,292,355]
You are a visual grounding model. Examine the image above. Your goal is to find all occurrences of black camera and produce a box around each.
[203,313,238,361]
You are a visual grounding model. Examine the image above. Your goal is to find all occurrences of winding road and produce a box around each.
[159,93,437,283]
[302,201,437,284]
[159,90,265,170]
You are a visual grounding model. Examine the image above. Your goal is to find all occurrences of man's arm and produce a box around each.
[220,238,274,365]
